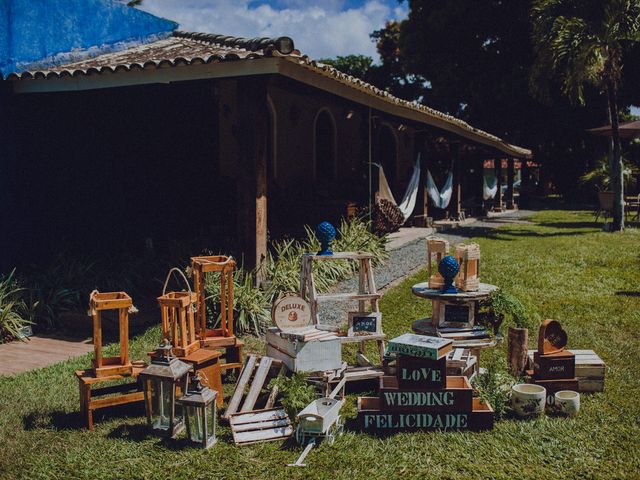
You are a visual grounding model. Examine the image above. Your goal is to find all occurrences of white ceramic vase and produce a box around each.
[554,390,580,417]
[511,384,546,418]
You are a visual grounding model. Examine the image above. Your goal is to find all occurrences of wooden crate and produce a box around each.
[229,408,293,445]
[532,350,575,380]
[158,291,199,358]
[266,327,342,373]
[528,349,604,392]
[379,375,472,413]
[396,355,447,390]
[357,395,493,432]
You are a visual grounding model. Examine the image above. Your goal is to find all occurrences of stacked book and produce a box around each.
[357,333,493,432]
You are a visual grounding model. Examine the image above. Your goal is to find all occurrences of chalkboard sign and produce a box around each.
[443,304,471,325]
[348,312,381,336]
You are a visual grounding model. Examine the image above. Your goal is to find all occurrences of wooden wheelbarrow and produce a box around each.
[287,378,346,467]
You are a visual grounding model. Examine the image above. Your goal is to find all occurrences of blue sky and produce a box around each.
[139,0,408,59]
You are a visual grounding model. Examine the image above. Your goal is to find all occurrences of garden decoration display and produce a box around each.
[176,373,218,448]
[315,221,336,256]
[454,243,480,292]
[158,268,199,357]
[438,255,460,294]
[190,255,244,372]
[139,339,192,438]
[88,290,134,377]
[427,237,450,289]
[525,320,579,406]
[288,378,347,468]
[358,333,494,432]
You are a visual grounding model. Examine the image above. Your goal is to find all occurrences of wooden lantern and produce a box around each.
[158,291,200,357]
[427,237,450,289]
[455,243,480,292]
[89,291,133,378]
[191,255,236,348]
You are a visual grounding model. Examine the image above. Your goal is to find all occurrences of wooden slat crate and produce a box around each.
[528,349,605,392]
[229,408,293,445]
[266,327,342,373]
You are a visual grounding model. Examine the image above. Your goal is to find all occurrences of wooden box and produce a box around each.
[266,327,342,373]
[357,395,493,432]
[380,375,472,412]
[387,333,453,361]
[396,355,447,390]
[533,350,575,380]
[528,349,605,392]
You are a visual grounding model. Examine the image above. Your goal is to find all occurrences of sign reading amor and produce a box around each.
[271,295,312,331]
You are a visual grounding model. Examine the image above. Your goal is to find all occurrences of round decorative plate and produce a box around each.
[271,295,312,330]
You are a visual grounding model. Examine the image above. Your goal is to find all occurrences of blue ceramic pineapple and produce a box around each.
[438,255,460,294]
[316,221,336,256]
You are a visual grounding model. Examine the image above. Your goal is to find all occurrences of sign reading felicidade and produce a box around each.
[271,295,312,331]
[348,312,382,336]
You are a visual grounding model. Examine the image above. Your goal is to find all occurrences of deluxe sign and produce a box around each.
[271,295,312,331]
[360,412,468,431]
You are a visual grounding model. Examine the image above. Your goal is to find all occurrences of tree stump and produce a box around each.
[508,326,529,376]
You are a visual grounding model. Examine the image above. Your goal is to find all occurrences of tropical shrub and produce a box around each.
[0,270,33,343]
[268,372,317,422]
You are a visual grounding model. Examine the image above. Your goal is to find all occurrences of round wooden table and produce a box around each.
[411,282,498,302]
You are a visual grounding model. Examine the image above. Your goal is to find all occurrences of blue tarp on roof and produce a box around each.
[0,0,177,76]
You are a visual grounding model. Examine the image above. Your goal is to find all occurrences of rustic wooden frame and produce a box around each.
[191,255,236,347]
[89,292,133,377]
[158,291,200,357]
[427,238,450,289]
[454,243,480,292]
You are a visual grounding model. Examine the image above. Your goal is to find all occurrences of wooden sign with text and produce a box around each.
[396,355,446,390]
[348,312,382,336]
[380,376,472,412]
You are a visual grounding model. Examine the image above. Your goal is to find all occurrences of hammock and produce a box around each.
[376,154,421,221]
[483,174,498,200]
[426,169,453,209]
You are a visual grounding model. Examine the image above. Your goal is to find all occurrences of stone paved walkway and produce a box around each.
[0,333,93,376]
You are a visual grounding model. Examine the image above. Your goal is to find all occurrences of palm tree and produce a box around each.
[530,0,640,231]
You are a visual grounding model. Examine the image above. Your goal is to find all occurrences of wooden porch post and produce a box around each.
[477,154,486,216]
[494,157,503,212]
[506,158,516,210]
[450,143,462,220]
[237,77,269,283]
[412,143,430,227]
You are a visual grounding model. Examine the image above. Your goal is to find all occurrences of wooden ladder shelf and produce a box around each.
[299,252,385,364]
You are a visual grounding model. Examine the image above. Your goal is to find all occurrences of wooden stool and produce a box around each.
[179,349,224,407]
[218,339,244,373]
[75,365,145,430]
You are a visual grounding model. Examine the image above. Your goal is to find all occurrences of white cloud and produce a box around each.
[139,0,407,59]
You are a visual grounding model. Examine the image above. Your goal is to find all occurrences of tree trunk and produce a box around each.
[508,326,529,376]
[606,80,624,232]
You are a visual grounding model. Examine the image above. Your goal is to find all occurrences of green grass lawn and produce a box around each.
[1,209,639,479]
